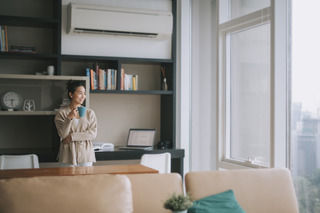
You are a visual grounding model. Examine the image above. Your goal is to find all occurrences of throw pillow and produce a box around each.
[187,189,245,213]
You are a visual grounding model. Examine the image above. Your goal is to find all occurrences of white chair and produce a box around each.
[140,152,171,173]
[0,154,40,169]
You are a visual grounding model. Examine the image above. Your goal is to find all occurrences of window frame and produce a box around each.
[217,0,289,170]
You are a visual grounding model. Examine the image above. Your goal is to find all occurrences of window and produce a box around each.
[218,0,288,169]
[218,1,272,168]
[291,1,320,212]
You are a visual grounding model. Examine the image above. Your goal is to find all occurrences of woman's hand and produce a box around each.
[67,108,78,120]
[62,134,72,144]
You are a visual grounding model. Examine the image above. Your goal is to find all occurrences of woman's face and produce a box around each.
[69,86,86,105]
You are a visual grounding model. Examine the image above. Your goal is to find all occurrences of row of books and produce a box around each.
[86,67,117,90]
[0,25,36,53]
[120,68,138,91]
[0,26,8,52]
[86,66,140,91]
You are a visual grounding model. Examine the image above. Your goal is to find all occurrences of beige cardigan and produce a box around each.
[54,106,97,165]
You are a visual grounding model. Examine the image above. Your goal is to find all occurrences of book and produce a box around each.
[107,69,112,90]
[125,74,133,90]
[133,75,138,90]
[99,69,106,90]
[132,75,136,90]
[90,69,95,90]
[121,68,125,90]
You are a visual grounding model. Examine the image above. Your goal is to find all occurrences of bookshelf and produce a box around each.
[0,0,178,163]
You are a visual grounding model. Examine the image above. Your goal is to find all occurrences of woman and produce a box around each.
[54,80,97,167]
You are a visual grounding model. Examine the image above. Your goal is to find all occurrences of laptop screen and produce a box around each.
[126,129,156,147]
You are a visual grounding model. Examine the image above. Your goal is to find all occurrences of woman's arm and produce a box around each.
[54,111,73,139]
[71,110,98,141]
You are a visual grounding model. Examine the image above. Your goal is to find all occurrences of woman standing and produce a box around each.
[54,80,97,167]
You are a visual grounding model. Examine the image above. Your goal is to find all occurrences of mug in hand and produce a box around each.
[77,106,86,117]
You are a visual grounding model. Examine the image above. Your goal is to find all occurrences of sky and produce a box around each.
[292,0,320,114]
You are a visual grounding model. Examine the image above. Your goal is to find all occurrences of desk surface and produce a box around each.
[0,164,158,179]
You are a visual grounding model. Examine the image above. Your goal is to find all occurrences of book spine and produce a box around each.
[114,69,117,90]
[121,68,124,90]
[133,75,138,90]
[99,69,105,90]
[104,70,107,90]
[86,68,90,80]
[0,26,2,52]
[1,26,4,52]
[107,69,112,90]
[4,26,8,52]
[95,64,99,90]
[132,75,136,91]
[90,69,95,90]
[128,74,132,91]
[111,69,115,90]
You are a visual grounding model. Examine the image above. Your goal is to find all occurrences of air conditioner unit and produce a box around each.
[67,3,173,40]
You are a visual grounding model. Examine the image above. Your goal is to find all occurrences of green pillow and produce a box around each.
[187,190,245,213]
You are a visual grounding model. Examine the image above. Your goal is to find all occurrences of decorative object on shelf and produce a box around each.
[157,140,171,149]
[47,65,54,76]
[23,99,36,111]
[0,91,23,111]
[163,192,193,213]
[161,66,168,91]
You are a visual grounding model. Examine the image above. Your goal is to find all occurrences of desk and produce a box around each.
[0,164,157,179]
[95,148,185,176]
[1,148,185,177]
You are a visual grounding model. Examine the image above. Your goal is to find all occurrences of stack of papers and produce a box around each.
[92,142,114,151]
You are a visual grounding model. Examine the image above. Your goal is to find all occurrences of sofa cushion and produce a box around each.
[187,190,245,213]
[185,168,299,213]
[0,174,133,213]
[126,173,183,213]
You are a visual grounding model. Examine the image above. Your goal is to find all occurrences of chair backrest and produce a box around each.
[140,152,171,173]
[0,154,40,169]
[126,173,183,213]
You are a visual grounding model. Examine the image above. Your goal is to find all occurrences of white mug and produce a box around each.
[47,66,54,75]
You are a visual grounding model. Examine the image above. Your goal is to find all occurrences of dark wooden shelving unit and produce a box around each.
[0,0,183,174]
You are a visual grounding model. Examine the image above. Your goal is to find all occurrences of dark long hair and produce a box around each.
[67,80,85,99]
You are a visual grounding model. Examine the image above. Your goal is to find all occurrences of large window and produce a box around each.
[218,0,272,168]
[291,1,320,212]
[218,0,320,212]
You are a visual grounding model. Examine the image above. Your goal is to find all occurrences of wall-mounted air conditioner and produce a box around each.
[67,3,173,40]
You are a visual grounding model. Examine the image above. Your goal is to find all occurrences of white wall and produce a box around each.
[57,0,218,172]
[61,0,172,59]
[60,0,173,147]
[190,0,217,171]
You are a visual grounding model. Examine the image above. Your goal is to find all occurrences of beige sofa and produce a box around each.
[0,173,183,213]
[0,168,298,213]
[185,168,299,213]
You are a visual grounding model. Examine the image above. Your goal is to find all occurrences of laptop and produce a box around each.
[119,129,156,150]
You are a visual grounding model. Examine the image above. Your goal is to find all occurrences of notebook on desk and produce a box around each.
[119,129,156,150]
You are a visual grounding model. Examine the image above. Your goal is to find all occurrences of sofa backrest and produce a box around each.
[185,168,299,213]
[0,174,133,213]
[126,173,183,213]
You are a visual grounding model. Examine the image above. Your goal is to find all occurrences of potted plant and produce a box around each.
[163,192,193,213]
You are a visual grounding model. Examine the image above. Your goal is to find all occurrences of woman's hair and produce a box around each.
[67,80,85,99]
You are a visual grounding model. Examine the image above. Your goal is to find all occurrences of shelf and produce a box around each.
[0,52,59,60]
[91,90,173,95]
[0,111,57,116]
[61,54,173,63]
[0,15,59,28]
[0,73,88,81]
